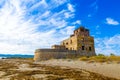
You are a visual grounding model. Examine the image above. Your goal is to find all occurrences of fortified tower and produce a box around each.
[34,26,96,61]
[53,26,96,56]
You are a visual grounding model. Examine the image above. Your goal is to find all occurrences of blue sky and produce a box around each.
[0,0,119,55]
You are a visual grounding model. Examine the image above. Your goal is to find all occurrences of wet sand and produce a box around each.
[0,59,119,80]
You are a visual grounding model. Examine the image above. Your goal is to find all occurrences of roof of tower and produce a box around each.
[74,26,86,31]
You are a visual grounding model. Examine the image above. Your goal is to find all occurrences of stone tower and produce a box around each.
[34,26,96,61]
[60,26,95,56]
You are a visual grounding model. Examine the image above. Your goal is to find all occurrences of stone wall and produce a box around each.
[34,49,96,61]
[34,49,76,61]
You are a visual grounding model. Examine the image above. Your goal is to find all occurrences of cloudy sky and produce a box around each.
[0,0,119,55]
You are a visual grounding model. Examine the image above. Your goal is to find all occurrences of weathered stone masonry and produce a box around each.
[34,26,96,61]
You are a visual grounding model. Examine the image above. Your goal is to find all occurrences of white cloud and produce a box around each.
[91,0,98,11]
[67,3,75,12]
[29,0,48,10]
[95,25,101,35]
[52,0,67,6]
[88,0,98,17]
[95,34,120,55]
[73,20,81,25]
[0,0,76,54]
[88,14,92,17]
[64,12,74,18]
[60,26,75,35]
[106,18,119,25]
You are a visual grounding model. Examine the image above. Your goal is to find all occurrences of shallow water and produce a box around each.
[0,54,33,59]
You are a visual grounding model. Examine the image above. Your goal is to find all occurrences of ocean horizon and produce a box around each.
[0,54,34,59]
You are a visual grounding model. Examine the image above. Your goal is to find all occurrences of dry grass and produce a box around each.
[0,59,119,80]
[80,56,120,63]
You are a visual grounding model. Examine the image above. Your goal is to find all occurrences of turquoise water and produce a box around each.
[0,54,34,59]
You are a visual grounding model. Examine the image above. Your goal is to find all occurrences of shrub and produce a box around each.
[97,54,105,56]
[108,56,120,61]
[110,53,115,56]
[79,57,89,61]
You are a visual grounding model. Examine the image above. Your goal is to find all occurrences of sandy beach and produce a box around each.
[0,59,119,80]
[39,59,120,79]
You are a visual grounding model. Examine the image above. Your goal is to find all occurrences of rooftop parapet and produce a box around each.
[73,26,90,36]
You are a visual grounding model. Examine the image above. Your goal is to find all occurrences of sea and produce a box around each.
[0,54,34,59]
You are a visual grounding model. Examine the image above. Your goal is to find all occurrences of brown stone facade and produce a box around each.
[52,26,95,53]
[34,26,96,61]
